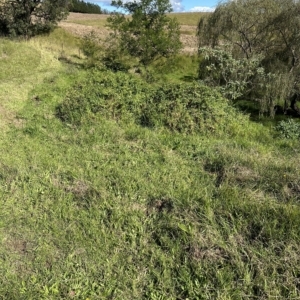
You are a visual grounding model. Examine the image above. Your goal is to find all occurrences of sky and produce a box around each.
[89,0,218,13]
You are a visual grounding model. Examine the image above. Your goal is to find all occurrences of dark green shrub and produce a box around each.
[276,119,300,139]
[57,70,248,136]
[0,0,69,38]
[56,70,149,125]
[142,82,246,134]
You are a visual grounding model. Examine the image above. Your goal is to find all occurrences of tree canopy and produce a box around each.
[197,0,300,115]
[0,0,69,37]
[106,0,182,67]
[198,0,300,71]
[70,0,103,14]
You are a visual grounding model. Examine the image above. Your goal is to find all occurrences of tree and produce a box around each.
[198,0,300,69]
[70,0,102,14]
[0,0,69,37]
[106,0,182,67]
[197,0,300,115]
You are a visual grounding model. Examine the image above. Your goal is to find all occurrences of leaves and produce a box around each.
[107,0,182,66]
[0,0,69,37]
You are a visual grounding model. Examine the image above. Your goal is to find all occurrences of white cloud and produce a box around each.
[170,0,184,12]
[189,6,215,12]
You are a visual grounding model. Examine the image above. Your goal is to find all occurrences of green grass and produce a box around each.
[1,27,300,299]
[171,12,207,26]
[0,37,65,130]
[150,54,200,83]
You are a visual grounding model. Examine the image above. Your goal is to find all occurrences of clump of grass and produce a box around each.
[276,118,300,139]
[0,38,64,130]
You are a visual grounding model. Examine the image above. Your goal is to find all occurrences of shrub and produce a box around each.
[57,70,249,136]
[0,0,69,38]
[198,47,263,101]
[276,119,300,139]
[107,0,182,67]
[141,82,247,135]
[56,70,149,125]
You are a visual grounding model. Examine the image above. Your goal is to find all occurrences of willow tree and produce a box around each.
[197,0,300,115]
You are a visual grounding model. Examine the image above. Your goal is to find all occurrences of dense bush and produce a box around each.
[57,70,248,135]
[106,0,182,67]
[141,82,247,134]
[276,119,300,139]
[197,0,300,117]
[56,70,149,125]
[0,0,69,38]
[198,47,293,116]
[198,47,263,101]
[80,32,133,71]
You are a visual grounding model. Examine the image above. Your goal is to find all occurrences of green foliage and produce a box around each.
[70,0,102,14]
[80,31,103,65]
[106,0,182,67]
[198,47,263,100]
[276,119,300,139]
[197,0,300,116]
[0,0,69,38]
[258,72,294,117]
[80,31,135,71]
[56,69,248,136]
[56,70,148,125]
[141,81,247,135]
[198,47,294,116]
[197,0,300,66]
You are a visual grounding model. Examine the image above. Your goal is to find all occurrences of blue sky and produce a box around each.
[89,0,218,13]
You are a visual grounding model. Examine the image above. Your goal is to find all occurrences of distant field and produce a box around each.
[64,12,204,27]
[64,12,108,28]
[61,12,202,53]
[171,12,207,26]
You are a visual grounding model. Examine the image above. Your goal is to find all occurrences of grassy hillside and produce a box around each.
[64,12,204,27]
[0,22,300,299]
[172,12,207,26]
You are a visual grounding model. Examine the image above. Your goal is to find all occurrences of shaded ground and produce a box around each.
[60,13,198,53]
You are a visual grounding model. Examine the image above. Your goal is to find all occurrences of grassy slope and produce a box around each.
[0,22,300,299]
